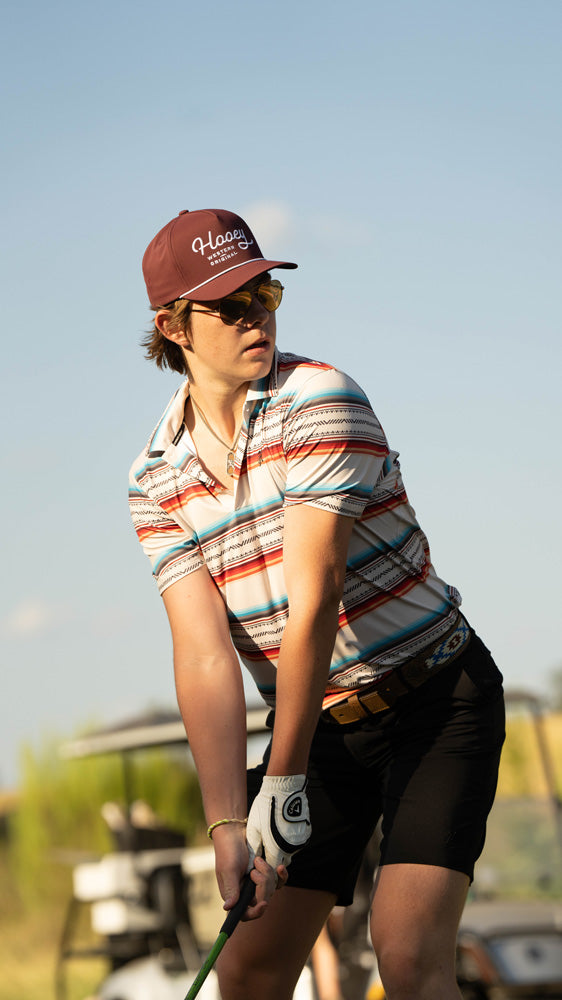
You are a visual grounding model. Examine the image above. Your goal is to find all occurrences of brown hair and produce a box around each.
[141,300,193,374]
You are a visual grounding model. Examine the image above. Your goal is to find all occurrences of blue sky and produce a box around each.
[2,0,561,786]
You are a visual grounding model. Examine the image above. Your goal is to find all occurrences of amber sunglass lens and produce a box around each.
[218,281,283,324]
[219,291,252,325]
[256,280,283,312]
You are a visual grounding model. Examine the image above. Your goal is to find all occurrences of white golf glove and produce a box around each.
[246,774,311,870]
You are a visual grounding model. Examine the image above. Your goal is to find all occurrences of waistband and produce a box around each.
[322,613,471,726]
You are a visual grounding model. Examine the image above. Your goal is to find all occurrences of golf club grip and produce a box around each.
[219,872,255,937]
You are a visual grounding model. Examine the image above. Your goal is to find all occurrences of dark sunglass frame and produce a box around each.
[189,279,284,326]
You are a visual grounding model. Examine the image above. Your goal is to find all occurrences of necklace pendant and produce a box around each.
[226,451,236,476]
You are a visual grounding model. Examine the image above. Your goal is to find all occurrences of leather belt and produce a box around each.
[323,614,471,726]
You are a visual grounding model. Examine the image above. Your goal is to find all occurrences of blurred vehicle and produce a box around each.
[456,898,562,1000]
[56,708,314,1000]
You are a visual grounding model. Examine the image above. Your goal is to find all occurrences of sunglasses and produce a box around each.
[189,279,284,327]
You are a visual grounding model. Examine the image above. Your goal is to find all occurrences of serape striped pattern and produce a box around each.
[129,353,461,709]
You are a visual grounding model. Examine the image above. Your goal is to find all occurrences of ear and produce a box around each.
[155,309,191,347]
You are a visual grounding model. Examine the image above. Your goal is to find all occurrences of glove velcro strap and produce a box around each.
[261,774,307,794]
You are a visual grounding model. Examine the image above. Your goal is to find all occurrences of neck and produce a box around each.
[188,380,248,442]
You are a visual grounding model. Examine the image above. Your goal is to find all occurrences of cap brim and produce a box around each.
[182,259,297,302]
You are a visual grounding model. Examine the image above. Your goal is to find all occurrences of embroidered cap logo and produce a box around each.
[192,228,254,257]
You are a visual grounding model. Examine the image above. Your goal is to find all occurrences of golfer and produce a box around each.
[129,208,505,1000]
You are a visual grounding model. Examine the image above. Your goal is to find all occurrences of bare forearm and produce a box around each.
[267,599,340,775]
[161,571,278,916]
[174,651,248,823]
[268,504,355,776]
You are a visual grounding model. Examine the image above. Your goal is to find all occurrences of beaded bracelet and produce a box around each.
[207,817,248,840]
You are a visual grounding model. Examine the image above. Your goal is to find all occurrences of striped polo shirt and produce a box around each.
[129,352,462,709]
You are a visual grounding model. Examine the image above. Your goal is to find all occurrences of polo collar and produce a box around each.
[147,381,190,457]
[147,351,280,457]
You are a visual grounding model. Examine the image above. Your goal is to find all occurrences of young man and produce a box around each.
[129,208,505,1000]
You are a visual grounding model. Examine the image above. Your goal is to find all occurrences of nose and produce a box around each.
[243,292,269,327]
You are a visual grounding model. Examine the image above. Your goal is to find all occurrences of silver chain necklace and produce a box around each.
[190,395,243,476]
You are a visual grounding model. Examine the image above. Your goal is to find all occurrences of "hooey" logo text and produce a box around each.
[192,228,253,256]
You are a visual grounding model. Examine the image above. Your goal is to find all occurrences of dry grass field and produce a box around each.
[0,886,109,1000]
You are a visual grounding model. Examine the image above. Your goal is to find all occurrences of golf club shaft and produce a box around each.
[184,873,255,1000]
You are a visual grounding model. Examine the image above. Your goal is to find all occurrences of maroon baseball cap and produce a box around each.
[142,208,297,306]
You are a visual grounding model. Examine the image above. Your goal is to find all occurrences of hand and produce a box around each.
[246,774,311,870]
[212,824,287,921]
[242,855,289,920]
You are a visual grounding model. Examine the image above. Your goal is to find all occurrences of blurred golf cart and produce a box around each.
[56,689,562,1000]
[56,707,315,1000]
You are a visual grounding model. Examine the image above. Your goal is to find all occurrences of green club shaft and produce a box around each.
[184,873,255,1000]
[185,932,228,1000]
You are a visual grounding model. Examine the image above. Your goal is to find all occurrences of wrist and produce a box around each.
[207,817,248,840]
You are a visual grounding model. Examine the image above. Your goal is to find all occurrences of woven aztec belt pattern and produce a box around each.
[323,615,471,725]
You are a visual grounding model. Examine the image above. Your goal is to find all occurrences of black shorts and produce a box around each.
[247,628,505,906]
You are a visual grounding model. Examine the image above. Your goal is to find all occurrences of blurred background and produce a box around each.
[1,1,561,997]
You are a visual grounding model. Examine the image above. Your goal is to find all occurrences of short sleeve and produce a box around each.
[282,367,389,517]
[128,473,205,594]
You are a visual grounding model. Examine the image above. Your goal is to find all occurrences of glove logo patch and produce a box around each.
[283,794,304,822]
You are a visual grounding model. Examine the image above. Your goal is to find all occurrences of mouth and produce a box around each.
[244,336,271,354]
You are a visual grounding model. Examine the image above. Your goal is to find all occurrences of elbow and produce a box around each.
[320,582,343,616]
[289,584,342,629]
